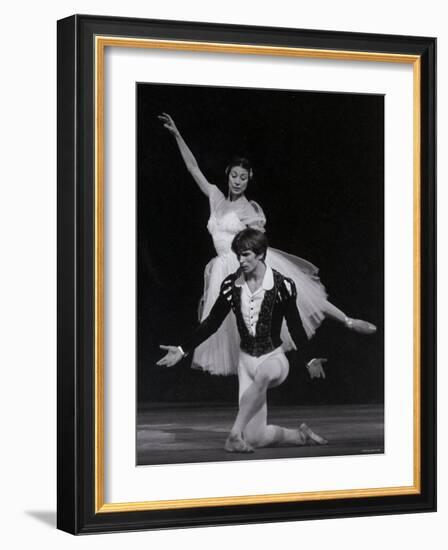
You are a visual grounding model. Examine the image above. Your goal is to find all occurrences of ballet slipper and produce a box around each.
[345,317,377,334]
[299,422,328,446]
[224,433,254,453]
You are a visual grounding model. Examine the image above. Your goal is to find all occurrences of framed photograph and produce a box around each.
[57,14,436,534]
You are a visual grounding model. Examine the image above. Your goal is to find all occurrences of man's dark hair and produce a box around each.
[231,228,268,260]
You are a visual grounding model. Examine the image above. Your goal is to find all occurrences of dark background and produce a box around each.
[137,83,384,408]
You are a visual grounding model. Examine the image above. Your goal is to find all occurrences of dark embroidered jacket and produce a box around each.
[182,269,319,366]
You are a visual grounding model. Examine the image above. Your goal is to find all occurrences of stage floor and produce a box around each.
[137,403,384,466]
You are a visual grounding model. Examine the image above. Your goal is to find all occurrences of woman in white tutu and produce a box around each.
[158,113,376,376]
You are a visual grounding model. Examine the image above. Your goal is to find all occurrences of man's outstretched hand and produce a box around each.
[307,358,327,379]
[156,345,184,367]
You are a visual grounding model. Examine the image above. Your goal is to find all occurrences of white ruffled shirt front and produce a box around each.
[234,266,317,368]
[235,265,274,336]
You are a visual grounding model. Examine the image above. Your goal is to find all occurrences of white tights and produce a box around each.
[236,348,306,448]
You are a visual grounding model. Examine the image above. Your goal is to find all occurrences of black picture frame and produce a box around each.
[57,14,436,534]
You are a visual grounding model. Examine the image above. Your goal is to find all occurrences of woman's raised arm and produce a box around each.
[158,113,213,197]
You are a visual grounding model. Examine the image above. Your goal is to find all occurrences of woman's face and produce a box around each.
[228,166,249,198]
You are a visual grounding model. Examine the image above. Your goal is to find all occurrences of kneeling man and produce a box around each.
[157,228,328,453]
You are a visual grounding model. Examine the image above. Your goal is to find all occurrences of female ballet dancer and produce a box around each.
[157,113,376,376]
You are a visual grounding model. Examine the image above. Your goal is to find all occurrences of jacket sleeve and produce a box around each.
[181,276,233,355]
[281,278,322,367]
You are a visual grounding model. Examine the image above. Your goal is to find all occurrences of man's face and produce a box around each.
[237,249,264,275]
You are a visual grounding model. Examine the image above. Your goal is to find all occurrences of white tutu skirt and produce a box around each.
[192,247,328,376]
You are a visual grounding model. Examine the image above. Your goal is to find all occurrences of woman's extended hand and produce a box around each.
[158,113,180,137]
[156,345,184,367]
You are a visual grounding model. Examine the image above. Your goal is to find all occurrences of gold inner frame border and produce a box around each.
[94,36,421,514]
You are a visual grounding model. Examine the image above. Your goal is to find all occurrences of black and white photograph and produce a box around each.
[137,82,384,466]
[2,0,441,543]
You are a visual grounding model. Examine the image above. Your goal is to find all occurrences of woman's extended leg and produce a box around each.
[323,300,377,334]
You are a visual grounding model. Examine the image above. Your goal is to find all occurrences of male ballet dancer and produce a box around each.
[157,228,328,452]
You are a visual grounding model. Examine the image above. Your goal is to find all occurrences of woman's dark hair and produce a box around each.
[225,156,254,181]
[231,228,268,260]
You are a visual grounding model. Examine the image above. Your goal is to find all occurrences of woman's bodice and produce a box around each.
[207,185,266,256]
[207,210,246,255]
